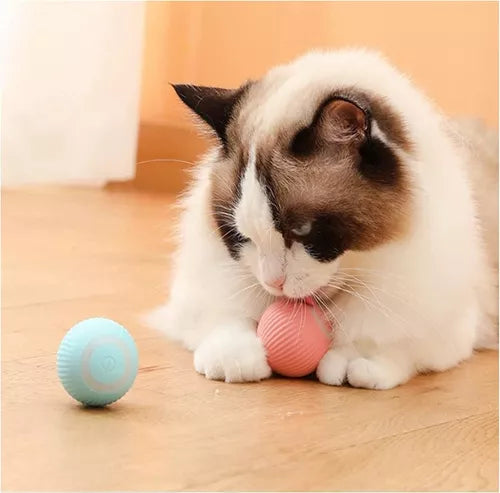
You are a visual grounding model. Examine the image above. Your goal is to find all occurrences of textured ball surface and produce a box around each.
[257,299,332,377]
[57,318,138,406]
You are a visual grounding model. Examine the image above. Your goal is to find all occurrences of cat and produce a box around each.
[145,49,498,389]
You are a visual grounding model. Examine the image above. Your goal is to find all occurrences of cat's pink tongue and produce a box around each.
[304,296,315,306]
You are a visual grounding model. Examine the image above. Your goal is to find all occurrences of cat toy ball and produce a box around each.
[257,298,333,377]
[57,318,138,406]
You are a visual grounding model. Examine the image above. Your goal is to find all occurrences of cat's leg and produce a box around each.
[193,318,271,382]
[148,291,272,382]
[145,229,250,350]
[146,244,272,381]
[419,301,478,372]
[148,278,272,382]
[316,287,420,389]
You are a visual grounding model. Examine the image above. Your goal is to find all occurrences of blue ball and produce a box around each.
[57,318,138,406]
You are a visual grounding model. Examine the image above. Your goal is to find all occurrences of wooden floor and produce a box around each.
[2,187,498,491]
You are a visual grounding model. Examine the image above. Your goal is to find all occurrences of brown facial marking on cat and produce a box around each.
[245,91,413,260]
[206,82,414,261]
[210,146,250,259]
[256,144,412,260]
[369,95,413,153]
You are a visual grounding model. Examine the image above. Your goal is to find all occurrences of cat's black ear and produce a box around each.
[171,84,242,145]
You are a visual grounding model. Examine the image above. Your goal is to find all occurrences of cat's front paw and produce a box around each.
[194,326,271,383]
[346,357,405,390]
[316,348,350,386]
[318,345,412,390]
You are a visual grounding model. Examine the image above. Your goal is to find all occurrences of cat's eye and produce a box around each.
[291,222,312,237]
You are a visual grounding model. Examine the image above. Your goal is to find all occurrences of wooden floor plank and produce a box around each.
[2,187,498,491]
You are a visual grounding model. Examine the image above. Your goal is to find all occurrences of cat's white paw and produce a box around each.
[316,349,349,386]
[346,357,403,390]
[194,326,271,383]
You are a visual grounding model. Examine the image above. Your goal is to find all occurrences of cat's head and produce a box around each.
[173,50,414,299]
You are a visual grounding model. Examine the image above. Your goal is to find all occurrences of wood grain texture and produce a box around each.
[2,187,498,491]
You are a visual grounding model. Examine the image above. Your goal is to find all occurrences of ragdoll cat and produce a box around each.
[146,49,498,389]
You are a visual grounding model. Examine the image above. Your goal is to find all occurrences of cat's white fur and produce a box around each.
[146,49,498,389]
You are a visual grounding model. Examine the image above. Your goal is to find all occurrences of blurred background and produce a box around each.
[2,1,498,193]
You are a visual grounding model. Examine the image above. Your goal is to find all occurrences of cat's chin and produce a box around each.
[262,285,285,297]
[261,279,325,299]
[261,286,312,300]
[261,283,315,300]
[273,287,325,301]
[281,287,341,305]
[262,281,337,301]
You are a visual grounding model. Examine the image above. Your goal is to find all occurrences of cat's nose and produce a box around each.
[267,276,285,290]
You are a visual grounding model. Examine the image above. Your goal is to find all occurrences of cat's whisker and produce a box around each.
[317,290,346,327]
[337,267,408,287]
[315,290,345,325]
[312,293,342,335]
[325,280,410,329]
[136,158,196,167]
[328,281,418,339]
[228,282,262,301]
[313,293,348,340]
[337,273,393,313]
[334,272,431,329]
[340,274,418,311]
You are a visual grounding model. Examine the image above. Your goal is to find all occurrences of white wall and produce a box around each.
[1,2,144,187]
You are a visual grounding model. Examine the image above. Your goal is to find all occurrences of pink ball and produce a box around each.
[257,298,333,378]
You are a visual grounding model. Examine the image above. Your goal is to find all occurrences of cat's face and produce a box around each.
[173,51,413,299]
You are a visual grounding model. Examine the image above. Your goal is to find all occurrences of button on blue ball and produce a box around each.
[57,318,138,406]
